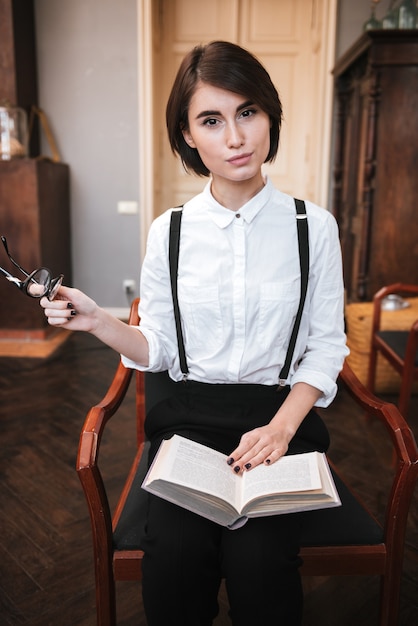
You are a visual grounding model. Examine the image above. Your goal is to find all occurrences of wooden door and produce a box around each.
[138,0,337,247]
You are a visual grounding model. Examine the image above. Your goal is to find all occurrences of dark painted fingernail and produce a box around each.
[67,302,74,309]
[265,459,271,465]
[227,457,234,466]
[70,310,77,316]
[244,463,251,470]
[234,466,240,473]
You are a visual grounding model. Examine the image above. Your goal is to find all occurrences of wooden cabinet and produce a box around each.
[0,159,71,337]
[0,0,71,340]
[332,31,418,302]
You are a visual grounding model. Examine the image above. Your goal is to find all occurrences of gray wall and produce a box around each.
[35,0,139,309]
[336,0,392,57]
[34,0,393,309]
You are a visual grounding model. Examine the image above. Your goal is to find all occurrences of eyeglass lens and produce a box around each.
[48,275,63,300]
[25,268,51,297]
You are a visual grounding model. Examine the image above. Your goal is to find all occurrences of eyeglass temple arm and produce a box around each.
[0,266,12,278]
[0,266,22,286]
[1,236,30,277]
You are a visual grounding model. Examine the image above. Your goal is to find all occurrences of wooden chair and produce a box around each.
[367,283,418,419]
[77,298,418,626]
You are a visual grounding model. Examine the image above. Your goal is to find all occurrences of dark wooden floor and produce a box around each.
[0,331,417,625]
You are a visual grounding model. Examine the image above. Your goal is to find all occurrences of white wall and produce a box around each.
[35,0,139,308]
[34,0,393,309]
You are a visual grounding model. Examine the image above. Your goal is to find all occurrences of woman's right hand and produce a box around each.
[40,285,101,333]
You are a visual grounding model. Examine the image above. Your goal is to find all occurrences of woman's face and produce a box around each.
[182,82,271,189]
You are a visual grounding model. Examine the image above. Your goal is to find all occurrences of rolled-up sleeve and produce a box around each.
[121,213,180,374]
[290,210,349,407]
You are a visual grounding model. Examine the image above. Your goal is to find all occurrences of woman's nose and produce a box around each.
[226,122,244,148]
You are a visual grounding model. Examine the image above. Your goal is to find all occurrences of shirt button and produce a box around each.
[236,213,241,219]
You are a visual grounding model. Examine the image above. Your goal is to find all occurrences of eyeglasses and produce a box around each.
[0,235,63,300]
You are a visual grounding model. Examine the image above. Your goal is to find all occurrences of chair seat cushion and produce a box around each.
[299,471,383,546]
[378,330,418,366]
[113,445,150,551]
[113,446,384,551]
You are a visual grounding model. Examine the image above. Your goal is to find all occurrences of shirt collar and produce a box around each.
[202,176,274,228]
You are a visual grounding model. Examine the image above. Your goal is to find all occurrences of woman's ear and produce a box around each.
[182,129,196,148]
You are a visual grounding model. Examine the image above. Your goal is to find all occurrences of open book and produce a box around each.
[142,434,341,529]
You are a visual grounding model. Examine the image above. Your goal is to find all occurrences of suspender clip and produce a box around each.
[277,378,288,392]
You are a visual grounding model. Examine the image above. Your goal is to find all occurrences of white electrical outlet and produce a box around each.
[118,201,138,215]
[123,279,136,292]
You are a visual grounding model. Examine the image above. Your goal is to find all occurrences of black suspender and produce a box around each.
[278,198,309,387]
[169,209,189,378]
[169,199,309,386]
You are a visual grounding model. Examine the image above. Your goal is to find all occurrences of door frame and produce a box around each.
[137,0,154,259]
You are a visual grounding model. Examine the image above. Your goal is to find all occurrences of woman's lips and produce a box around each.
[227,152,253,166]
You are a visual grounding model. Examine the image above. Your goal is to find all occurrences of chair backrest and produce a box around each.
[368,283,418,417]
[370,283,418,335]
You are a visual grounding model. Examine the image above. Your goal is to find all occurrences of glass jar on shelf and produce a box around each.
[363,0,382,30]
[398,0,417,28]
[0,102,28,160]
[382,0,400,28]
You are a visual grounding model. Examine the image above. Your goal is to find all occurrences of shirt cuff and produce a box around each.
[290,369,338,407]
[120,325,160,372]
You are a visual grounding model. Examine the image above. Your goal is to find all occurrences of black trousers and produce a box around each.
[141,379,330,626]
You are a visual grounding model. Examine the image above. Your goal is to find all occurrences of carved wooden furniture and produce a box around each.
[0,159,71,337]
[368,283,418,419]
[77,299,418,626]
[332,31,418,302]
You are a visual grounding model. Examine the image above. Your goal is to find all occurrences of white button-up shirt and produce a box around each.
[122,178,349,407]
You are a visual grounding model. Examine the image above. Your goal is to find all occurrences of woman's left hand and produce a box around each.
[227,423,293,474]
[226,382,323,473]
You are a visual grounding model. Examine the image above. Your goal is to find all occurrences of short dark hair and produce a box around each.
[166,41,283,176]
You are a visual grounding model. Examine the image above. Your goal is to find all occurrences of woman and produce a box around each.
[42,41,348,626]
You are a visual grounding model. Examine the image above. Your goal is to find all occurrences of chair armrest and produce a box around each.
[339,361,418,466]
[76,360,134,548]
[76,299,141,557]
[338,361,418,554]
[77,361,134,470]
[77,297,140,471]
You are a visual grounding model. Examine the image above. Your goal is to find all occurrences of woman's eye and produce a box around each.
[203,118,219,126]
[240,108,256,118]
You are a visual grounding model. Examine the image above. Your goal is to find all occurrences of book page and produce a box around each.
[153,436,239,508]
[240,452,322,509]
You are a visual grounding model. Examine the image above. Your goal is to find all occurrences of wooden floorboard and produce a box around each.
[0,331,416,625]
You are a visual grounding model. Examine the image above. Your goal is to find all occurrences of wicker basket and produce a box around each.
[345,298,418,394]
